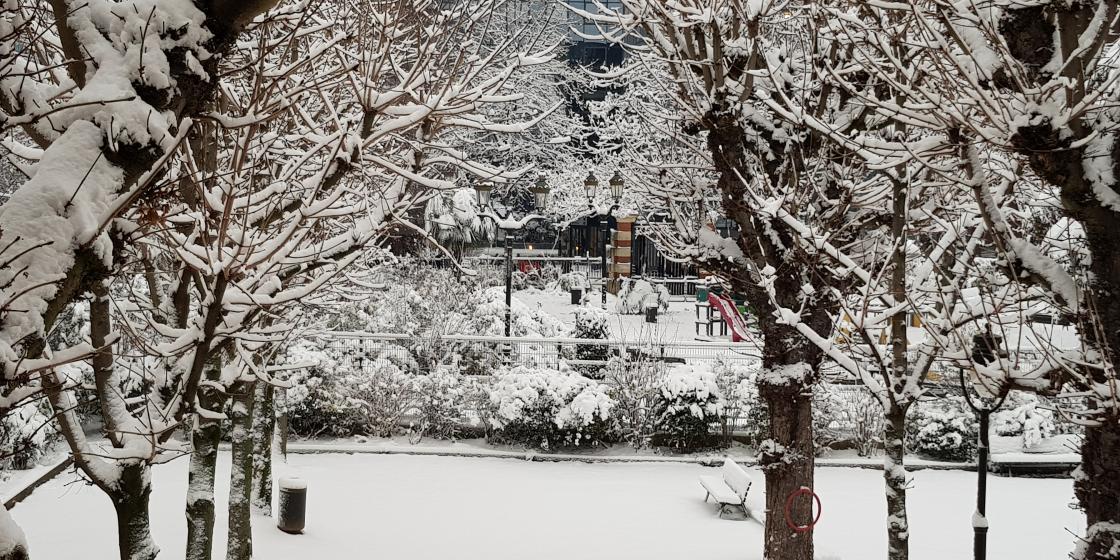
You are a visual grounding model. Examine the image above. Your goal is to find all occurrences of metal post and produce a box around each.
[975,410,990,560]
[601,213,609,308]
[504,230,513,338]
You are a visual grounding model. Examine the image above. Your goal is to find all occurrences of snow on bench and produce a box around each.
[699,459,753,519]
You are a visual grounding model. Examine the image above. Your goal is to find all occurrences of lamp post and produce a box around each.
[959,332,1011,560]
[475,178,550,337]
[584,172,624,308]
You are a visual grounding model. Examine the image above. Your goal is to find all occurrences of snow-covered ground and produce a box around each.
[14,453,1081,559]
[515,288,714,343]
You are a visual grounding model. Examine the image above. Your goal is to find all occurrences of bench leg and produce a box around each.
[704,491,710,503]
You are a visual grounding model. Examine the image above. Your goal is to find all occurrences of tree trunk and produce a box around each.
[185,369,226,560]
[884,407,909,560]
[113,463,158,560]
[758,378,814,560]
[756,328,820,560]
[251,383,275,516]
[1075,418,1120,559]
[226,380,256,560]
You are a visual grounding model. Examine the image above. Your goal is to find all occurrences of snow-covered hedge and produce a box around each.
[653,366,724,450]
[487,367,615,450]
[614,278,670,314]
[906,397,977,462]
[992,391,1056,449]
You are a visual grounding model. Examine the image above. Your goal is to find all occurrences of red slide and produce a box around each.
[707,293,751,342]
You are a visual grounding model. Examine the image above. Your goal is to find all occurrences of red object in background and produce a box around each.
[783,487,822,533]
[707,293,750,342]
[518,261,540,273]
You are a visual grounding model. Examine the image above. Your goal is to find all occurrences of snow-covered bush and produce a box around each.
[614,278,670,314]
[602,356,665,448]
[992,391,1056,449]
[0,401,56,470]
[285,341,417,438]
[487,367,615,450]
[733,374,769,448]
[817,386,884,457]
[552,271,589,292]
[346,361,419,437]
[906,397,978,462]
[573,305,611,375]
[413,369,473,440]
[653,366,724,450]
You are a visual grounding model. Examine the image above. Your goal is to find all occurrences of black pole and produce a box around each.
[504,230,513,338]
[975,410,990,560]
[601,214,609,308]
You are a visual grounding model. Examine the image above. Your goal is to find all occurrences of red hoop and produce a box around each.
[783,487,822,533]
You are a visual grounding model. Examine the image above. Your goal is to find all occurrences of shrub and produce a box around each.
[992,391,1056,449]
[906,397,978,462]
[602,356,664,448]
[815,385,884,457]
[487,367,615,450]
[732,375,769,448]
[614,278,671,314]
[573,306,611,375]
[653,366,724,451]
[413,369,472,440]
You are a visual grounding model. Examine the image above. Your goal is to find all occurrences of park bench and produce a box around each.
[699,459,753,519]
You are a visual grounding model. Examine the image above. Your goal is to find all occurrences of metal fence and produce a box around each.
[310,332,762,375]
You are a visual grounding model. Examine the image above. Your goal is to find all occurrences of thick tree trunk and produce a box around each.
[227,380,256,560]
[884,407,909,560]
[251,383,275,515]
[113,463,158,560]
[758,378,814,560]
[1076,419,1120,559]
[756,328,821,560]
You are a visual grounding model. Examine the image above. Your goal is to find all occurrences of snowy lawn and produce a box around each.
[515,288,708,342]
[13,453,1081,559]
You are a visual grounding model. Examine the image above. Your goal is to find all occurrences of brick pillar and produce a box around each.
[609,216,636,292]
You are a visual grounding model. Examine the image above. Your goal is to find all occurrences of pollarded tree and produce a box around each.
[573,3,882,558]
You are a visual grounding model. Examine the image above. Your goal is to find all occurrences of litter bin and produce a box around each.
[570,288,583,305]
[644,305,658,323]
[277,477,307,534]
[696,286,708,302]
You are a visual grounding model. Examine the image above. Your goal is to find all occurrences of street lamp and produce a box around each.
[474,178,550,338]
[959,332,1012,560]
[585,171,624,308]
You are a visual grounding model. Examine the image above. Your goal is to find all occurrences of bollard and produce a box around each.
[644,305,658,323]
[277,477,307,534]
[570,288,583,305]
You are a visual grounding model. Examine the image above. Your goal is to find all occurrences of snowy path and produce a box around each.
[13,453,1081,559]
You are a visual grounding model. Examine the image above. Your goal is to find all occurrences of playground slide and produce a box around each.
[707,293,751,343]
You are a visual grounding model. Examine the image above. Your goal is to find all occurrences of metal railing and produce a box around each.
[309,331,762,375]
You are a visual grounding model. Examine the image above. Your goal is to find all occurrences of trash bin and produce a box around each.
[570,288,583,305]
[277,477,307,534]
[696,286,708,302]
[644,305,658,323]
